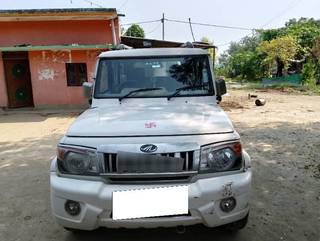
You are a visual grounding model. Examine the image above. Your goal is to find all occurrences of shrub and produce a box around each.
[302,61,317,86]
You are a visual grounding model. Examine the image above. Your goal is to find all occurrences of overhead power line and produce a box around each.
[164,18,254,31]
[82,0,104,8]
[216,29,256,48]
[216,36,246,47]
[121,18,255,31]
[145,22,162,35]
[119,0,129,11]
[121,19,161,26]
[121,16,256,44]
[261,0,302,28]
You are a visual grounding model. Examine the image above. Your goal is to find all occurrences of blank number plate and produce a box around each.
[112,186,188,220]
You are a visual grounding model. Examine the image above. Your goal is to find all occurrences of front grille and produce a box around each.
[108,175,192,183]
[103,151,195,173]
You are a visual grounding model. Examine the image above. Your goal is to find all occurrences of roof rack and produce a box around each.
[181,42,194,48]
[120,36,216,49]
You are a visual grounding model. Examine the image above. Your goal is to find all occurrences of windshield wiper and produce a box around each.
[167,84,208,100]
[119,87,162,102]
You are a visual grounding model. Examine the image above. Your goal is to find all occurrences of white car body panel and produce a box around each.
[67,97,234,137]
[50,155,251,230]
[50,48,251,231]
[98,48,209,58]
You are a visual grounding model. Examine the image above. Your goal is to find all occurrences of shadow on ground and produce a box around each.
[0,120,319,241]
[0,111,80,123]
[64,226,241,241]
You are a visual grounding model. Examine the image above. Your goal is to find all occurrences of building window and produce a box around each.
[66,63,87,86]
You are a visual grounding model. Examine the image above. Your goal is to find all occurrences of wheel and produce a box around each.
[222,213,249,232]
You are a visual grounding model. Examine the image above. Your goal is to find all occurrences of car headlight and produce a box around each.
[57,145,99,175]
[200,142,242,173]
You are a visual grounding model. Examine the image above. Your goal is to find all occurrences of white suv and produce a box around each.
[50,48,251,232]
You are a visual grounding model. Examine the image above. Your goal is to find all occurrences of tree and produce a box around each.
[285,18,320,57]
[217,35,266,80]
[200,37,215,60]
[229,51,266,80]
[258,28,285,41]
[215,18,320,82]
[302,60,317,86]
[258,36,298,76]
[215,52,230,77]
[311,38,320,58]
[310,38,320,84]
[200,36,211,44]
[124,24,145,38]
[228,35,260,55]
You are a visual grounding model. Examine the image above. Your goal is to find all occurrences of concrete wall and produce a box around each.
[28,50,101,107]
[0,20,116,46]
[0,18,120,108]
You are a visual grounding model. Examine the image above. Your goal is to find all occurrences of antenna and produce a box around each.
[161,13,165,40]
[189,18,196,42]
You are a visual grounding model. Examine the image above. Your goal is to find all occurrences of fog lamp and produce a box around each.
[220,197,236,213]
[65,200,81,216]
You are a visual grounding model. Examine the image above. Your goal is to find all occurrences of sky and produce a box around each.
[1,0,320,55]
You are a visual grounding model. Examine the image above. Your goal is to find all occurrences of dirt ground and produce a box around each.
[0,90,319,241]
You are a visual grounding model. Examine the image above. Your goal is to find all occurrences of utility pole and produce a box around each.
[161,13,165,40]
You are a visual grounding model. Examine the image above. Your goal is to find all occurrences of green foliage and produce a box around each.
[311,38,320,58]
[228,35,260,55]
[215,52,230,77]
[229,51,264,80]
[284,18,320,56]
[216,17,320,83]
[258,28,284,41]
[302,60,316,86]
[258,36,298,75]
[314,60,320,84]
[200,37,215,59]
[311,39,320,84]
[216,35,266,80]
[201,36,210,43]
[124,24,145,38]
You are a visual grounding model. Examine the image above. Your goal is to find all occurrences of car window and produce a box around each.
[95,55,213,98]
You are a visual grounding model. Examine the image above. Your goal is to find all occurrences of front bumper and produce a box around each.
[50,166,251,230]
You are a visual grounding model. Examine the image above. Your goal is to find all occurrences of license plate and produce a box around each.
[112,186,188,220]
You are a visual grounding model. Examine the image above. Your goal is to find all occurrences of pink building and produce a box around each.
[0,8,120,108]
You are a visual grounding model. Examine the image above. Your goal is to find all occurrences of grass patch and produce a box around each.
[227,81,320,95]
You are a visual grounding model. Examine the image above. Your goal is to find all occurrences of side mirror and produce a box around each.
[215,78,227,101]
[82,82,93,105]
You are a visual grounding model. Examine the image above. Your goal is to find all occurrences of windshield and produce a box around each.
[94,55,213,99]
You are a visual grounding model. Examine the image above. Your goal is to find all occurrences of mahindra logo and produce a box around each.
[140,144,158,153]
